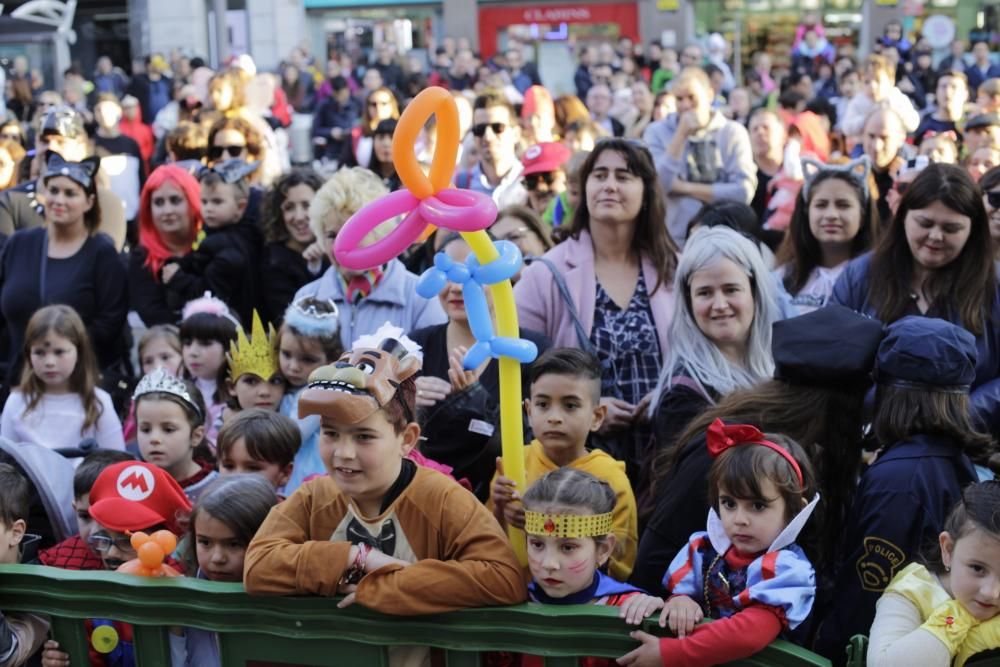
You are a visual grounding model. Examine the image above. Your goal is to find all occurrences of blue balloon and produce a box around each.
[446,262,471,284]
[492,337,539,363]
[474,241,523,285]
[416,268,447,298]
[464,281,495,341]
[463,341,493,369]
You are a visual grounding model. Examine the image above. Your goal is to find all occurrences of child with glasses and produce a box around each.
[38,449,134,571]
[41,461,192,667]
[162,159,263,326]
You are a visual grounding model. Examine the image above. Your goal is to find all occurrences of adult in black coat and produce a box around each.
[128,164,203,326]
[0,153,128,383]
[260,169,329,324]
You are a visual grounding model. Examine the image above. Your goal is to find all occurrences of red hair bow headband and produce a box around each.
[705,419,804,489]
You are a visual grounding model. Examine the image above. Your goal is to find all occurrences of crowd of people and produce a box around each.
[0,13,996,667]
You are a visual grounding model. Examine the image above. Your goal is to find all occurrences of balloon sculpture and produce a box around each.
[333,87,537,562]
[116,530,182,578]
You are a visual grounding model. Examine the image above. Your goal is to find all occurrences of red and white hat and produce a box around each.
[89,462,192,535]
[521,142,572,176]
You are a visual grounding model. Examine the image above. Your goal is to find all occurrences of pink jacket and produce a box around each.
[513,230,675,361]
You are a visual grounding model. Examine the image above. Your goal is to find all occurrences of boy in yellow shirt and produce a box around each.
[491,348,638,581]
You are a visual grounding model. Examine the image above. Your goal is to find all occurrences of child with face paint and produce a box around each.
[868,481,1000,666]
[523,468,661,619]
[618,420,818,667]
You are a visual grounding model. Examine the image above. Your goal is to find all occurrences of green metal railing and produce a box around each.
[0,564,831,666]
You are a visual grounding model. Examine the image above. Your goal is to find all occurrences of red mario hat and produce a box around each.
[88,462,191,535]
[521,142,572,176]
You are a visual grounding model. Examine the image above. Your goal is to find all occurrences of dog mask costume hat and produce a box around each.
[298,338,421,425]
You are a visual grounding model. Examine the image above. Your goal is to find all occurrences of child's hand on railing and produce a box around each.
[491,458,525,530]
[617,630,662,666]
[660,594,704,638]
[335,547,413,609]
[41,639,70,667]
[618,594,665,626]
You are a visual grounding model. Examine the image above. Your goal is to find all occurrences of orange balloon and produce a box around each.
[392,87,461,199]
[116,559,145,575]
[137,541,164,569]
[129,531,149,550]
[151,530,177,554]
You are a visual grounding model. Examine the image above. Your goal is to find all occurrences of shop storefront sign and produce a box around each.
[478,2,639,57]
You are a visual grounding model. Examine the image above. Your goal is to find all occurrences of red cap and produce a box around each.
[521,142,572,176]
[89,462,192,535]
[521,85,554,120]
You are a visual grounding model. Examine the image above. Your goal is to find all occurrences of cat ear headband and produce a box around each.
[198,158,260,184]
[801,155,871,203]
[42,152,101,191]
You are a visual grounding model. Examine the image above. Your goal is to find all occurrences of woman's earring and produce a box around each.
[945,565,951,572]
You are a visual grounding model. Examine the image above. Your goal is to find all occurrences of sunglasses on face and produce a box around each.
[472,122,507,138]
[209,144,246,160]
[987,191,1000,209]
[524,172,557,190]
[87,532,133,553]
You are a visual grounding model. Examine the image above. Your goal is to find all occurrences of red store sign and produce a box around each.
[478,2,639,57]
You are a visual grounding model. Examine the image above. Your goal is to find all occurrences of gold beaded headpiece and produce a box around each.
[227,310,278,381]
[523,511,614,538]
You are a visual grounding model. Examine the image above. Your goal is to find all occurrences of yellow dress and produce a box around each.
[883,562,1000,666]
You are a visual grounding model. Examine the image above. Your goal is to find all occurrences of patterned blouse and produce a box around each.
[589,274,662,468]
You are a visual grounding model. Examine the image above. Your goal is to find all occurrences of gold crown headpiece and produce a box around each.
[524,511,614,538]
[228,310,278,381]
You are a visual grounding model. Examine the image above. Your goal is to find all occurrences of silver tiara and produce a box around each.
[132,368,202,418]
[283,297,340,338]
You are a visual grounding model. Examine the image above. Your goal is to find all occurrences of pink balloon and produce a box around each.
[418,189,497,232]
[333,190,421,271]
[333,187,497,272]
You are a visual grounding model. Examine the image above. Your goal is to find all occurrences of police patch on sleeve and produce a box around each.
[856,536,906,592]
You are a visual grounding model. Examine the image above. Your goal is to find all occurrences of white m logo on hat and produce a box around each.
[116,465,155,501]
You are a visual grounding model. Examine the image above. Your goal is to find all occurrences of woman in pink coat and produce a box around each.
[514,137,678,478]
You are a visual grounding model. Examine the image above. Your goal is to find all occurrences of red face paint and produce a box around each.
[567,559,589,573]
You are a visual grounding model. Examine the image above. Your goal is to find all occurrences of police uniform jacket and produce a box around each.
[813,433,977,658]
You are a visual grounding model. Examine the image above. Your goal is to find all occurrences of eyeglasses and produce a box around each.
[987,191,1000,209]
[209,144,246,160]
[523,172,557,191]
[472,122,507,138]
[88,532,134,553]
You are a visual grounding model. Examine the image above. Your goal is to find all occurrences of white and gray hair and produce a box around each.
[650,226,779,416]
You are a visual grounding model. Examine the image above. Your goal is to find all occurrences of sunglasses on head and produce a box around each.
[472,122,507,138]
[524,172,557,190]
[209,144,246,160]
[987,191,1000,209]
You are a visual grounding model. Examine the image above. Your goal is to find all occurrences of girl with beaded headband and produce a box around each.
[619,420,818,667]
[224,309,286,424]
[277,297,343,493]
[179,292,239,447]
[133,367,217,501]
[521,468,663,643]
